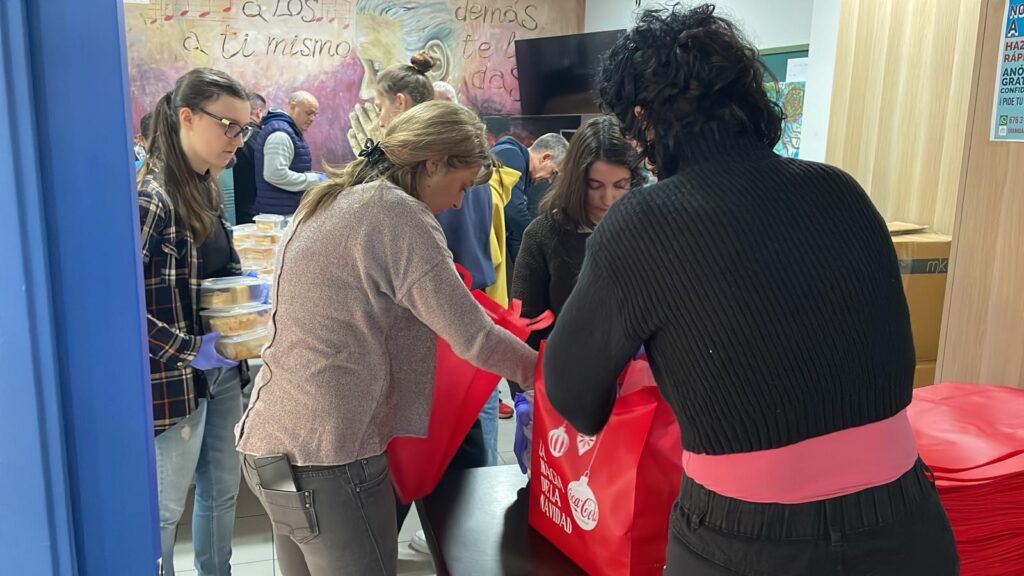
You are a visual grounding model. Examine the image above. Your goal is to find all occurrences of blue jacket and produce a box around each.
[254,111,312,215]
[491,136,531,265]
[436,184,495,290]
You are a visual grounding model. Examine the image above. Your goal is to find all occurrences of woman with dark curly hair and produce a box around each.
[542,5,958,575]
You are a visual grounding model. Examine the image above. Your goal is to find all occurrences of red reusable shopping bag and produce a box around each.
[529,347,684,576]
[388,266,552,503]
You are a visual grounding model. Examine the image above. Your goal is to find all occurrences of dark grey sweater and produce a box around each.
[511,212,590,350]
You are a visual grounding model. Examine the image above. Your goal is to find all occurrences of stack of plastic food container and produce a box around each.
[233,214,287,294]
[198,276,271,361]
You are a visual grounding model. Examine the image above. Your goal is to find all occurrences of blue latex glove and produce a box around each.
[192,332,239,370]
[313,172,328,182]
[243,271,271,304]
[513,393,532,474]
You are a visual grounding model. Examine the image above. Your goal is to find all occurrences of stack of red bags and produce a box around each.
[908,383,1024,576]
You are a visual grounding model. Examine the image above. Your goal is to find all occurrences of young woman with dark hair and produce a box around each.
[138,67,253,576]
[542,5,958,575]
[511,115,643,349]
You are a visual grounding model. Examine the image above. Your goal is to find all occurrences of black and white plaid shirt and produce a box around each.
[139,166,243,434]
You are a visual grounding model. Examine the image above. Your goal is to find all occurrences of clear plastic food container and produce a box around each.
[200,303,272,336]
[242,261,275,276]
[252,231,283,247]
[237,245,277,261]
[254,214,285,231]
[199,276,269,309]
[216,328,269,361]
[232,223,257,246]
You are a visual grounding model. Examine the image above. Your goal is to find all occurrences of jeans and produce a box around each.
[478,386,500,466]
[155,367,244,576]
[243,453,397,576]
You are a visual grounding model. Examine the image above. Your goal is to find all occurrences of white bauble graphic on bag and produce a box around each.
[567,473,599,531]
[576,433,596,456]
[548,424,569,458]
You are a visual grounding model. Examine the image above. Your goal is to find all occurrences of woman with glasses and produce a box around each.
[137,67,253,576]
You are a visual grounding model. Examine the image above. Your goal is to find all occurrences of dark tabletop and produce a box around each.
[417,464,588,576]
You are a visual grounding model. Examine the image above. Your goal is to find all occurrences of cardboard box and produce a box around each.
[887,221,929,235]
[914,360,937,388]
[890,231,952,361]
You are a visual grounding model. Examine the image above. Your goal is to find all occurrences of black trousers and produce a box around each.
[665,460,959,576]
[396,418,488,529]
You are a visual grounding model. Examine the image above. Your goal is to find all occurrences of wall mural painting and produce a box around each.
[125,0,585,165]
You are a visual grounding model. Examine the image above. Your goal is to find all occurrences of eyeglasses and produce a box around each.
[197,108,254,142]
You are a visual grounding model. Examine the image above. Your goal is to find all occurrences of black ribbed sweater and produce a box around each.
[543,136,915,455]
[511,212,590,350]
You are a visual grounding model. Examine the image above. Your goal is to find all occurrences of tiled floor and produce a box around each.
[172,409,519,576]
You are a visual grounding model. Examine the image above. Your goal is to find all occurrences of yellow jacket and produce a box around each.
[485,166,521,307]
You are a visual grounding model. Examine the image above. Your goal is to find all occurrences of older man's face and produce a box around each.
[290,98,320,133]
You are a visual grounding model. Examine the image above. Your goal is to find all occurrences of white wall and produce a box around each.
[585,0,815,48]
[586,0,840,162]
[800,0,841,162]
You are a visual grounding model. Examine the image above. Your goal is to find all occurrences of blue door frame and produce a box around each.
[1,1,160,574]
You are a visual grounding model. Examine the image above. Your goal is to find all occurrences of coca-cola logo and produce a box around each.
[570,494,599,522]
[567,476,599,531]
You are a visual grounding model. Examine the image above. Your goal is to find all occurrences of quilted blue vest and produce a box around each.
[254,110,312,215]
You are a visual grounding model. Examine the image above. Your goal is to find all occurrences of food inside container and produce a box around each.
[199,276,269,309]
[237,245,277,261]
[216,328,269,361]
[254,214,285,231]
[252,231,283,247]
[200,303,272,336]
[232,223,257,246]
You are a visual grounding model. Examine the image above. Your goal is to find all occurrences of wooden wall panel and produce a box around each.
[939,0,1024,388]
[826,0,983,235]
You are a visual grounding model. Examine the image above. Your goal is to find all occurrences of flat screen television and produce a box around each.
[515,30,625,116]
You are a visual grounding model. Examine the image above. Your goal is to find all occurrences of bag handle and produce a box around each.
[502,298,554,333]
[523,310,555,332]
[454,263,473,290]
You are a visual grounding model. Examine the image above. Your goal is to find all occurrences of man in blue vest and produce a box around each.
[254,90,325,215]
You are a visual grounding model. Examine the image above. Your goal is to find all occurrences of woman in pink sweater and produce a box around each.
[236,101,537,575]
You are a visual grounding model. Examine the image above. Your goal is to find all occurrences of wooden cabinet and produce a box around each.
[827,0,1024,387]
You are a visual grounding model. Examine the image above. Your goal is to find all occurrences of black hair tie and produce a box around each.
[358,138,387,165]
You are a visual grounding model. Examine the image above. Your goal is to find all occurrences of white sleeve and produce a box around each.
[263,132,318,192]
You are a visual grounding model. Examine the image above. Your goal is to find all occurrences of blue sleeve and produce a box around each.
[493,146,531,264]
[435,184,495,290]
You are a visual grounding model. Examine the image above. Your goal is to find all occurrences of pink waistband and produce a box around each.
[682,410,919,504]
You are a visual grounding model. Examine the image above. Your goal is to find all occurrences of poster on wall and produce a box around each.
[123,0,585,165]
[765,81,804,158]
[992,0,1024,141]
